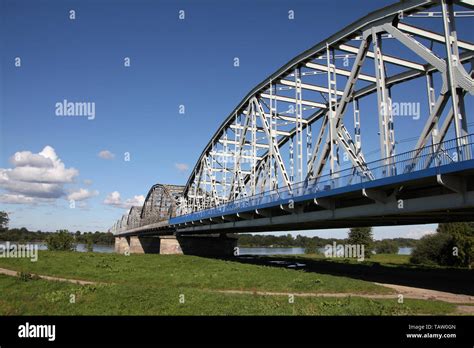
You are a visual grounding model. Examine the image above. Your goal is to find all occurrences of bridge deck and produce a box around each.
[169,136,474,230]
[115,136,474,236]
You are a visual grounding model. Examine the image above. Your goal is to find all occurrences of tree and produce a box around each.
[303,239,320,255]
[410,232,451,266]
[0,211,9,231]
[46,230,76,251]
[375,240,399,254]
[347,227,374,258]
[85,234,94,252]
[410,223,474,267]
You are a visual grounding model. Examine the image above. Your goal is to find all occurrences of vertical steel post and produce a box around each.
[289,137,294,184]
[326,43,339,179]
[251,101,257,195]
[269,80,275,192]
[223,133,228,201]
[295,67,304,182]
[441,0,469,160]
[233,113,240,200]
[372,29,395,175]
[306,124,312,171]
[353,98,361,154]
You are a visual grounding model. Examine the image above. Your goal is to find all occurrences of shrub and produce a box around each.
[304,240,320,254]
[85,235,94,252]
[46,230,76,251]
[375,240,399,254]
[410,223,474,267]
[410,233,450,266]
[17,272,39,282]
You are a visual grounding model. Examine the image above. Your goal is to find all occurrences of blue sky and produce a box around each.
[0,0,472,239]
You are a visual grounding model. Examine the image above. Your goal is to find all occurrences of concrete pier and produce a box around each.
[114,234,237,257]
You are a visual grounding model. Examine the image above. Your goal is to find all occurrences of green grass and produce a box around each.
[0,275,455,315]
[0,251,458,315]
[0,251,391,294]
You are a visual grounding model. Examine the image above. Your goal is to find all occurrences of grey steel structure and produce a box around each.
[110,0,474,236]
[111,184,184,234]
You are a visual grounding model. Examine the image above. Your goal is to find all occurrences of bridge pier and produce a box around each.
[115,236,130,254]
[114,234,237,257]
[176,234,237,257]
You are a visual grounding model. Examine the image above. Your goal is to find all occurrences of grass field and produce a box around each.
[0,251,458,315]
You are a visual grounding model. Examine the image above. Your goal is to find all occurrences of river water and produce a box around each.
[240,247,412,255]
[15,242,412,255]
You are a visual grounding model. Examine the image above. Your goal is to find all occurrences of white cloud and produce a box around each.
[175,162,189,173]
[98,150,115,160]
[67,188,99,201]
[404,228,436,239]
[83,179,93,185]
[104,191,145,209]
[123,195,145,208]
[0,194,37,204]
[10,151,53,168]
[104,191,121,207]
[0,146,79,202]
[77,201,89,209]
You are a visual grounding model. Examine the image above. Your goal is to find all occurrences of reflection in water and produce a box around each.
[24,242,115,253]
[240,247,413,256]
[15,243,412,255]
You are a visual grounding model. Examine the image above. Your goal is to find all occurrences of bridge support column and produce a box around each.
[115,234,237,257]
[159,236,183,254]
[176,234,238,257]
[115,236,130,254]
[129,236,162,254]
[115,236,162,254]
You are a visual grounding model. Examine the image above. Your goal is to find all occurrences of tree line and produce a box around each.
[237,232,417,250]
[0,212,114,245]
[1,211,472,267]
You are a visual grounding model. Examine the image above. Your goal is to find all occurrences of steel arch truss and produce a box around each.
[178,0,474,217]
[109,184,184,234]
[109,0,474,234]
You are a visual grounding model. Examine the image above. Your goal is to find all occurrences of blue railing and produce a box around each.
[171,134,474,224]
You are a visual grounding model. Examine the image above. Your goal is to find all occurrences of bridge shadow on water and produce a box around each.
[214,255,474,296]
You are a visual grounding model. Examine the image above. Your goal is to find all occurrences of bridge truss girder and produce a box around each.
[110,0,474,234]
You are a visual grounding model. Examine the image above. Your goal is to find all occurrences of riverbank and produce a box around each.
[0,251,469,315]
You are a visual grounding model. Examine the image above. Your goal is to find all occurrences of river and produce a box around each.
[14,242,412,255]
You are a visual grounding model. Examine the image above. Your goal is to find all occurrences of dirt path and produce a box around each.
[373,282,474,304]
[215,282,474,305]
[0,267,101,285]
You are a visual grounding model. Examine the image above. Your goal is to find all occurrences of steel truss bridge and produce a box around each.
[110,0,474,237]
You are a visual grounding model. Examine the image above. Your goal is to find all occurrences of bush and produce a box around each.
[375,240,399,254]
[438,223,474,267]
[46,230,76,251]
[85,235,94,252]
[17,272,39,282]
[410,223,474,267]
[304,240,320,254]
